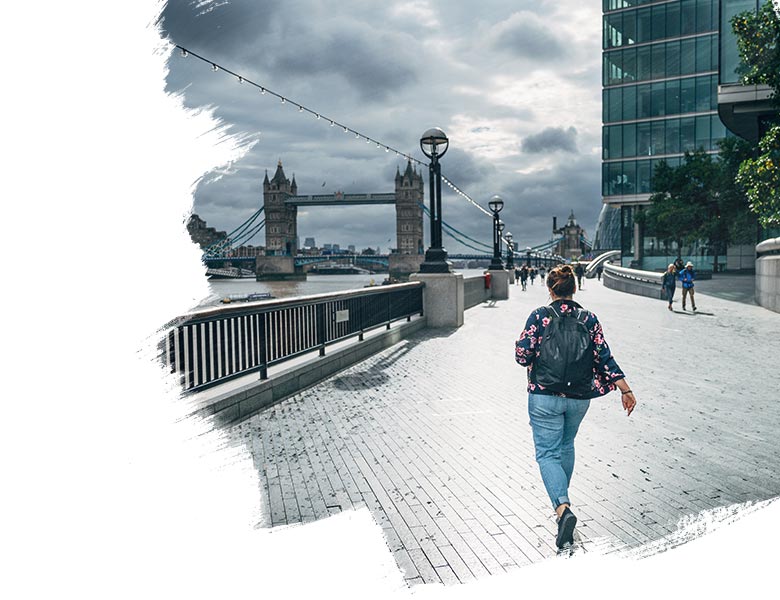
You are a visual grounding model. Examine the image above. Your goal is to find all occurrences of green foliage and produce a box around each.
[730,3,780,227]
[643,151,722,249]
[732,2,780,102]
[736,124,780,227]
[716,136,760,243]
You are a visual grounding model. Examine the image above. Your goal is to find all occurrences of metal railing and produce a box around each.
[585,250,620,278]
[162,282,424,392]
[603,263,663,284]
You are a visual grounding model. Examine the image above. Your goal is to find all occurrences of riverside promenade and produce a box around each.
[227,276,780,586]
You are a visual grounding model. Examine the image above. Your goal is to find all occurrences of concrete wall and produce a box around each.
[464,274,491,309]
[756,238,780,313]
[602,263,664,300]
[410,272,464,328]
[727,244,756,271]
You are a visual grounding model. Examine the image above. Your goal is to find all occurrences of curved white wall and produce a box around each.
[756,237,780,314]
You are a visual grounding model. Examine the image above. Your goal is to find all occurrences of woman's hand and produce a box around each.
[622,391,636,416]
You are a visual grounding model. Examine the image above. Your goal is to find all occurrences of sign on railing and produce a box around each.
[162,282,424,392]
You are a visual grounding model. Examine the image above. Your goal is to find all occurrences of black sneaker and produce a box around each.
[556,507,577,549]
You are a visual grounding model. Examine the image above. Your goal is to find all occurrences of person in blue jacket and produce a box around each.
[679,261,697,311]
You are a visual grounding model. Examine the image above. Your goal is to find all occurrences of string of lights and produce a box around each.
[176,44,517,249]
[176,45,421,166]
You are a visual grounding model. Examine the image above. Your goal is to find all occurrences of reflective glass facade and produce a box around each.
[592,204,622,250]
[598,0,735,259]
[601,0,727,206]
[719,0,764,84]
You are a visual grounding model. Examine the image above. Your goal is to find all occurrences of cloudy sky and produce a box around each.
[159,0,603,253]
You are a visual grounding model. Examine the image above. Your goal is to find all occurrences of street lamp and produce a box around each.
[505,232,514,270]
[488,195,505,270]
[419,127,450,273]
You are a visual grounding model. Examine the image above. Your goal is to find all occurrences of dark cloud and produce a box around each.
[521,126,578,154]
[158,1,278,56]
[492,14,568,61]
[163,0,604,252]
[161,0,420,102]
[269,31,419,102]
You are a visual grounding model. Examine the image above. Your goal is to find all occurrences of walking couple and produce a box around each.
[515,265,637,550]
[661,260,697,311]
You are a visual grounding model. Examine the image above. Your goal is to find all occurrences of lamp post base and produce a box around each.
[487,258,505,271]
[419,247,451,273]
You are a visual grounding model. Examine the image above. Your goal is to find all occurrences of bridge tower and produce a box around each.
[263,160,298,255]
[394,160,425,255]
[553,211,588,260]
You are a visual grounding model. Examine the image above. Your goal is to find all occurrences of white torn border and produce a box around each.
[3,1,778,599]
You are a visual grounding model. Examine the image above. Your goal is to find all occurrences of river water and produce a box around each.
[197,269,488,308]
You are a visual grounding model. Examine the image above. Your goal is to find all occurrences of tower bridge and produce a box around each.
[259,160,425,281]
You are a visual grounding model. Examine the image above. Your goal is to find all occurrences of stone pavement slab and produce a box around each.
[227,276,780,586]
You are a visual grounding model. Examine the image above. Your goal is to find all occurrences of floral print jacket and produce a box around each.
[515,299,625,399]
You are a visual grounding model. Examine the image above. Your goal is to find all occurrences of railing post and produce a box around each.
[386,290,392,330]
[358,296,364,341]
[258,312,268,380]
[317,303,327,356]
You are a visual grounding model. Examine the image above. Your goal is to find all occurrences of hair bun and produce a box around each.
[559,265,574,276]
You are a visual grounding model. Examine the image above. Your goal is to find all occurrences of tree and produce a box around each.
[716,136,760,241]
[731,2,780,226]
[732,2,780,97]
[641,151,722,261]
[736,124,780,227]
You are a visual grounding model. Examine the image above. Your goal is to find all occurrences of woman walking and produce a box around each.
[661,263,677,311]
[515,265,637,550]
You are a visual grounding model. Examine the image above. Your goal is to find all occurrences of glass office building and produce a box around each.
[598,0,728,265]
[718,0,775,142]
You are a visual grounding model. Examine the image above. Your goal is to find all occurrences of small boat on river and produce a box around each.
[220,292,275,304]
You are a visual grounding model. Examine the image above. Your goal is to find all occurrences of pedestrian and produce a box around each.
[661,263,677,311]
[515,264,637,550]
[540,266,546,279]
[519,265,528,291]
[515,267,521,285]
[673,256,685,273]
[529,268,537,286]
[596,265,603,281]
[574,262,584,289]
[679,261,697,311]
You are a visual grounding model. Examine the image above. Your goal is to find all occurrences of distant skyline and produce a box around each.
[160,0,603,253]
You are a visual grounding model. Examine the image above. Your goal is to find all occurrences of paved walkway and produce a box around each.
[693,272,756,305]
[227,276,780,586]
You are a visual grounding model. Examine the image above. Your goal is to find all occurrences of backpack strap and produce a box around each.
[574,307,591,325]
[547,303,589,323]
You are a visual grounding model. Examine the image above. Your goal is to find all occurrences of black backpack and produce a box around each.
[534,305,594,397]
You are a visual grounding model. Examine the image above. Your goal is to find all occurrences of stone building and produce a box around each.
[186,213,227,250]
[263,160,298,255]
[553,211,589,260]
[394,161,425,255]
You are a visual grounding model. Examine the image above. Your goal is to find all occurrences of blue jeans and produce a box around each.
[664,285,675,305]
[528,393,591,509]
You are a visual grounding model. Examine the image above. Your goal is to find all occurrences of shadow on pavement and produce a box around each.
[329,327,456,390]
